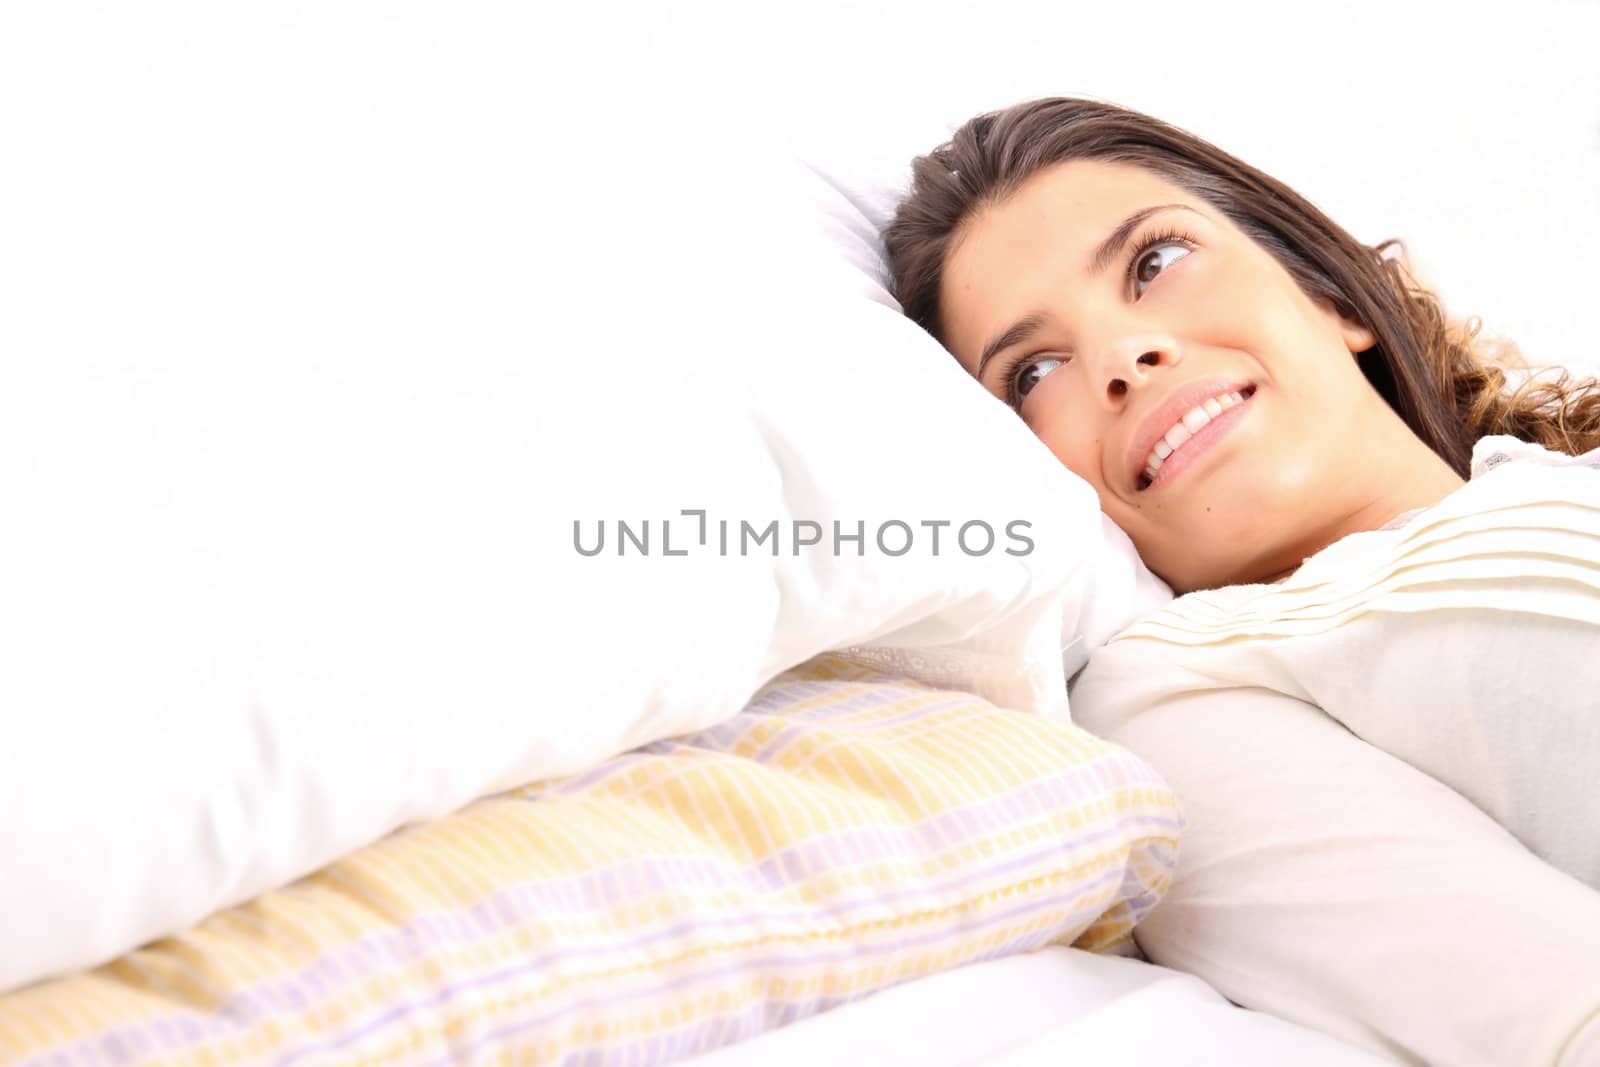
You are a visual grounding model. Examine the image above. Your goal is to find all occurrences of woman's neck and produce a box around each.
[1258,423,1467,585]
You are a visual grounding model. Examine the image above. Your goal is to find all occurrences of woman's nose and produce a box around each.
[1096,344,1173,407]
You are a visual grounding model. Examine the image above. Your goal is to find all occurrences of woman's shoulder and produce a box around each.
[1075,436,1600,884]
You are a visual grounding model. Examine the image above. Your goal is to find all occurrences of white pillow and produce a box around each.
[0,19,1166,994]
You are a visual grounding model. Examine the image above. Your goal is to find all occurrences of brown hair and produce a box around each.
[884,97,1600,471]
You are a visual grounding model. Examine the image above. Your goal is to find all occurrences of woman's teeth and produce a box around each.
[1142,389,1251,485]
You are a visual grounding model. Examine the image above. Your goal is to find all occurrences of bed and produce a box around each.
[2,2,1598,1065]
[682,946,1392,1066]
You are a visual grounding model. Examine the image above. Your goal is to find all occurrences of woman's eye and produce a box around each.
[1013,357,1066,403]
[1132,242,1190,295]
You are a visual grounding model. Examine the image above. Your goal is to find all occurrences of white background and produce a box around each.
[3,2,1599,378]
[609,0,1600,370]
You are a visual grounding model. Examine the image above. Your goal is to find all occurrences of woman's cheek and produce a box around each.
[1019,359,1077,432]
[1182,257,1272,341]
[1023,366,1085,447]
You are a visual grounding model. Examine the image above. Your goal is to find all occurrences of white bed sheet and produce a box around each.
[684,946,1396,1066]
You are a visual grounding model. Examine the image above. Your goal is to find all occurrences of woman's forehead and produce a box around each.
[950,162,1198,284]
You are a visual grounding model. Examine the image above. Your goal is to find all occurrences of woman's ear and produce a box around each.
[1340,316,1377,356]
[1315,297,1378,356]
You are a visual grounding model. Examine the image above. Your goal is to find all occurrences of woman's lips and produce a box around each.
[1139,385,1256,491]
[1126,377,1256,492]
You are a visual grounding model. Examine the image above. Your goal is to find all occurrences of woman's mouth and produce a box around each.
[1136,384,1257,491]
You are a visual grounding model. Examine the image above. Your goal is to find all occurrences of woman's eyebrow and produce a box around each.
[1088,203,1196,274]
[977,312,1048,379]
[976,203,1200,378]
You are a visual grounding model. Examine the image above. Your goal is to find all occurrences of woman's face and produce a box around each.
[940,160,1398,592]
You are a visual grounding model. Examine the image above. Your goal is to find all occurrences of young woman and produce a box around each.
[885,98,1600,1067]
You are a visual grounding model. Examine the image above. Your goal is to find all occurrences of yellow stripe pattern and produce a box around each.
[0,654,1183,1065]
